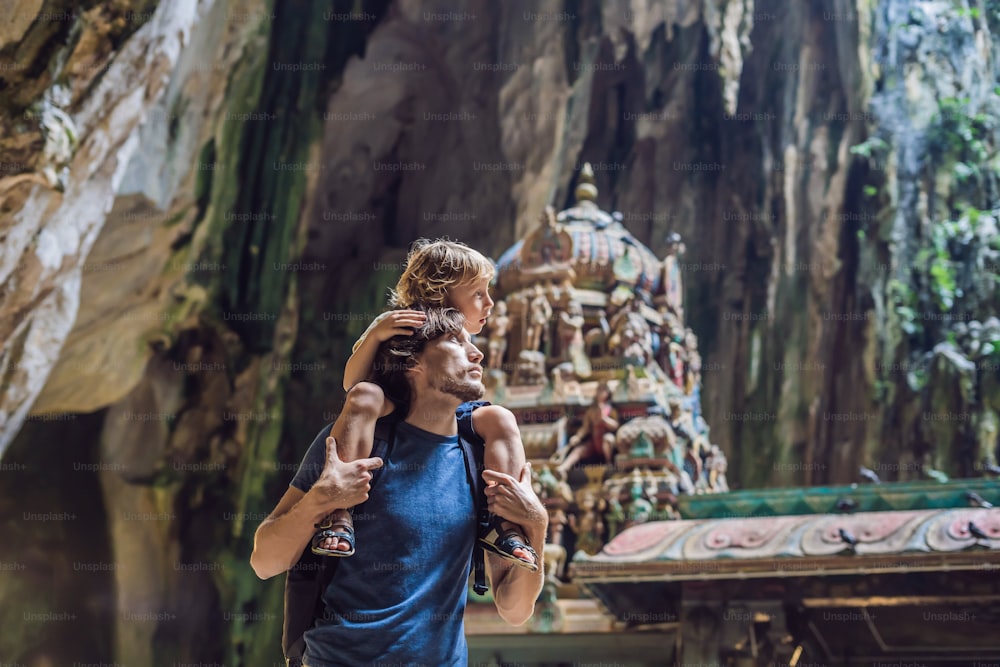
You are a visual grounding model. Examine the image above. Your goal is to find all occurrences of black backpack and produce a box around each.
[282,407,489,667]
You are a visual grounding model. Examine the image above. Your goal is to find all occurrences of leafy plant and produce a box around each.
[850,136,890,160]
[927,97,992,184]
[889,278,921,336]
[927,222,958,311]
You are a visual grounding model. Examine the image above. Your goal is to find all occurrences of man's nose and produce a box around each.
[467,342,484,363]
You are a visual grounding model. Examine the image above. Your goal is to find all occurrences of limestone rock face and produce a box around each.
[0,0,208,456]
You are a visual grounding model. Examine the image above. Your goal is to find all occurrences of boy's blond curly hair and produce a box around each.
[389,238,495,308]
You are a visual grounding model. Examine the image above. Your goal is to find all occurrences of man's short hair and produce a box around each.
[369,307,467,407]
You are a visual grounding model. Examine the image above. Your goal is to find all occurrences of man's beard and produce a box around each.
[432,375,485,403]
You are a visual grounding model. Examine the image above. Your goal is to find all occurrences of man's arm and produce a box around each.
[483,463,548,626]
[250,486,330,580]
[250,434,383,580]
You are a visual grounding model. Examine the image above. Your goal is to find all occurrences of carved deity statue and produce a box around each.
[557,300,585,361]
[571,488,606,556]
[534,464,574,504]
[557,299,591,377]
[662,232,685,322]
[684,328,701,395]
[705,445,729,493]
[513,350,547,386]
[625,468,654,526]
[553,382,620,476]
[666,325,687,389]
[524,284,553,353]
[486,299,511,371]
[608,297,653,367]
[584,308,611,357]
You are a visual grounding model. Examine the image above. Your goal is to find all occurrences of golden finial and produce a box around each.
[575,162,598,202]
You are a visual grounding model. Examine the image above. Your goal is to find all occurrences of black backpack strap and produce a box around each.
[313,414,398,595]
[318,412,399,594]
[456,401,489,594]
[370,412,400,484]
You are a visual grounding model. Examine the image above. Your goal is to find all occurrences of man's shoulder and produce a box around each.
[454,399,489,425]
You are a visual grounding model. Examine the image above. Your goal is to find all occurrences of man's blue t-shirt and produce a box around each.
[290,420,477,667]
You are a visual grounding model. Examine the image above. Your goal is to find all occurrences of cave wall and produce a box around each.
[1,0,998,665]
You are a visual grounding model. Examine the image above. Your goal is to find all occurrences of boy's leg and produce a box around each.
[475,406,537,569]
[313,382,394,555]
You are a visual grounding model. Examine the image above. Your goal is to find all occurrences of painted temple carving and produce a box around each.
[483,163,727,569]
[471,165,1000,665]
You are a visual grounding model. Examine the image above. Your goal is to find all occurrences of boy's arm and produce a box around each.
[343,310,427,391]
[343,334,382,390]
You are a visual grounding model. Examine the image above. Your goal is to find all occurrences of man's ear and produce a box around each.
[405,355,424,378]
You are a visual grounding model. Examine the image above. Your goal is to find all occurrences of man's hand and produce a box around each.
[313,436,383,512]
[483,462,547,529]
[371,310,427,343]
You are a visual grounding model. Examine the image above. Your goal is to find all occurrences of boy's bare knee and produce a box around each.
[344,382,386,418]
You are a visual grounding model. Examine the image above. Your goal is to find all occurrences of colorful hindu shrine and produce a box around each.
[464,165,1000,667]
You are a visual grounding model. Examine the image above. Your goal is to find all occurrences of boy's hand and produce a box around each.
[314,436,383,510]
[371,310,427,343]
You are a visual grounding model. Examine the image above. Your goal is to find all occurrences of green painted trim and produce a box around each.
[679,479,1000,519]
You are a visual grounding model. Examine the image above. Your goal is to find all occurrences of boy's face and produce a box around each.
[448,276,494,334]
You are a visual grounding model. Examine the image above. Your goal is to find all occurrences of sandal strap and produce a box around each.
[316,517,355,533]
[497,530,537,559]
[479,518,539,570]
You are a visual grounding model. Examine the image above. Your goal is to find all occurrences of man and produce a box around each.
[250,307,546,667]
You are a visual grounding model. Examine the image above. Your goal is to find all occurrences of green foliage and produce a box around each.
[907,363,929,391]
[850,137,888,202]
[850,136,889,159]
[873,378,888,401]
[927,97,994,183]
[911,209,994,318]
[927,221,959,311]
[889,278,922,337]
